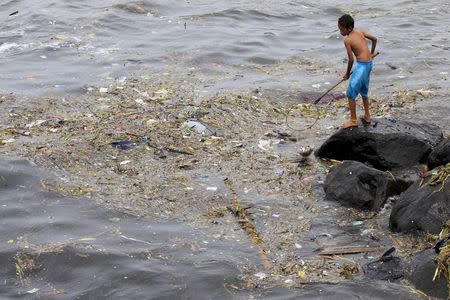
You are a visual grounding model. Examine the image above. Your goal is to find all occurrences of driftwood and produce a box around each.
[318,246,379,256]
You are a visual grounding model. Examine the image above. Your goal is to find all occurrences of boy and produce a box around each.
[338,14,377,128]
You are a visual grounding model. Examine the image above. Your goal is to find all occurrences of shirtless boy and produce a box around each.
[338,14,377,128]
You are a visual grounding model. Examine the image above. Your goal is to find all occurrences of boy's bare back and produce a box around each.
[344,29,377,62]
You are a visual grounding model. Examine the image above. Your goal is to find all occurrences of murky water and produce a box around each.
[0,158,420,299]
[1,0,449,298]
[0,0,448,97]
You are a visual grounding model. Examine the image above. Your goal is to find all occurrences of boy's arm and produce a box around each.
[343,39,354,80]
[363,31,377,56]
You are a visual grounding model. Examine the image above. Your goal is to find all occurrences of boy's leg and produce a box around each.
[341,98,358,128]
[361,97,371,123]
[360,63,372,123]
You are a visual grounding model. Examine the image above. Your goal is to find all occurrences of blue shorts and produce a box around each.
[346,61,373,100]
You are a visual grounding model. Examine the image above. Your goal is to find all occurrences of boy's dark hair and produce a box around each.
[338,14,354,29]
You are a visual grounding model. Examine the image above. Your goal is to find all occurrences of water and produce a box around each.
[1,0,449,298]
[0,0,448,97]
[0,157,420,299]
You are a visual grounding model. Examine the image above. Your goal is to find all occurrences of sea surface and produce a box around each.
[0,0,449,97]
[1,0,449,299]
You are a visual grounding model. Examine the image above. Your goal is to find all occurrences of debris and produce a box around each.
[184,119,215,136]
[298,269,307,279]
[26,119,46,128]
[381,246,396,259]
[385,62,398,70]
[258,139,281,151]
[206,186,217,191]
[0,124,13,130]
[352,221,364,226]
[9,11,19,16]
[254,272,267,280]
[340,264,359,279]
[111,140,138,150]
[99,87,108,93]
[274,165,285,176]
[416,89,434,97]
[79,237,96,241]
[426,163,449,189]
[0,138,15,145]
[224,178,271,270]
[26,288,39,294]
[433,220,450,292]
[299,145,313,157]
[258,139,271,151]
[318,245,379,256]
[146,119,158,127]
[387,117,396,123]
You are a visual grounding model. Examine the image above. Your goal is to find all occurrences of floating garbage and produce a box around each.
[352,221,364,226]
[26,119,46,128]
[1,138,16,145]
[387,117,396,123]
[184,119,215,136]
[26,288,39,294]
[111,140,138,150]
[274,165,285,176]
[0,124,13,130]
[254,272,267,280]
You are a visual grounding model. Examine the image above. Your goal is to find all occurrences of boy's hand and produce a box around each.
[343,73,350,80]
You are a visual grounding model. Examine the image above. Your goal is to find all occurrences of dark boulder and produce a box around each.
[324,160,395,210]
[428,138,450,170]
[363,256,403,281]
[390,178,450,234]
[404,249,449,299]
[315,118,443,170]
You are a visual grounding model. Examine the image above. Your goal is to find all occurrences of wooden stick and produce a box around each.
[318,245,379,256]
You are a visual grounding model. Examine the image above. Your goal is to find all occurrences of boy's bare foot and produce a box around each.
[341,119,358,128]
[360,115,372,124]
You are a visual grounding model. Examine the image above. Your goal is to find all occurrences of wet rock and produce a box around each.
[324,160,394,210]
[388,167,421,195]
[363,256,403,281]
[404,249,449,299]
[428,138,450,170]
[315,118,443,170]
[390,179,450,234]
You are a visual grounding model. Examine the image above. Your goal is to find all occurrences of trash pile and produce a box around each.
[0,75,435,288]
[432,220,450,297]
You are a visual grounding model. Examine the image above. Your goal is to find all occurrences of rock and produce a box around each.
[324,160,395,210]
[315,118,443,170]
[388,167,421,195]
[390,179,450,234]
[428,138,450,170]
[363,256,403,281]
[404,249,449,299]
